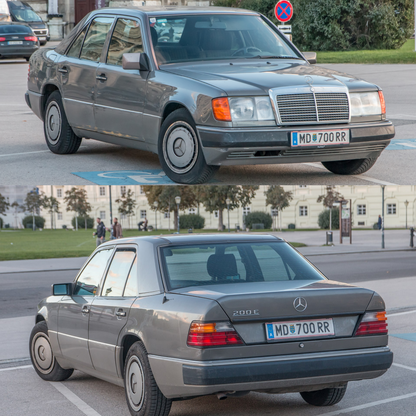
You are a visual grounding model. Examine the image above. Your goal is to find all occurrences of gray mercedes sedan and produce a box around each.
[25,7,394,184]
[30,234,392,416]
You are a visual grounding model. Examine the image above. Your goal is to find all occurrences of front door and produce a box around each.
[88,248,138,377]
[57,247,114,371]
[94,17,147,141]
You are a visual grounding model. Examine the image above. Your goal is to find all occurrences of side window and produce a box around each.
[107,18,143,66]
[123,256,138,297]
[74,249,113,296]
[67,27,87,58]
[101,249,136,297]
[252,245,293,281]
[80,16,114,62]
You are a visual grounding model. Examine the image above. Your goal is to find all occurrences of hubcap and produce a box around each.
[127,357,144,411]
[45,102,62,143]
[31,333,54,374]
[163,121,198,174]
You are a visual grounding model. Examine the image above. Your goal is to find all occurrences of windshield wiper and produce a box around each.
[249,55,303,60]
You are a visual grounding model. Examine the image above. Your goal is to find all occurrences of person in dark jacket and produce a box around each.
[93,217,106,246]
[377,215,382,230]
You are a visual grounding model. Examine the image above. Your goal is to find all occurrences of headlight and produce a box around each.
[350,92,383,117]
[212,97,275,123]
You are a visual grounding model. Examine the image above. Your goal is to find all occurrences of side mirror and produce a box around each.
[122,53,150,71]
[52,283,73,296]
[303,52,317,65]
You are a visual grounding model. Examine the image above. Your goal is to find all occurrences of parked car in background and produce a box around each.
[26,7,394,184]
[30,234,392,416]
[7,1,49,45]
[0,21,39,60]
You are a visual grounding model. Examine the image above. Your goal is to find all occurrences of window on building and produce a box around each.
[357,204,366,215]
[164,212,170,219]
[299,206,308,216]
[99,187,106,196]
[387,204,396,215]
[100,211,106,220]
[214,210,219,218]
[140,210,147,219]
[242,207,251,216]
[139,186,145,195]
[271,208,278,217]
[299,185,307,188]
[56,189,62,198]
[120,186,126,196]
[189,208,196,214]
[57,213,63,220]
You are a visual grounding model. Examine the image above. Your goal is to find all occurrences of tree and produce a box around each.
[142,186,197,231]
[22,188,45,231]
[200,186,258,231]
[0,193,10,227]
[43,196,60,230]
[64,187,92,230]
[115,189,137,229]
[317,186,344,231]
[264,186,293,231]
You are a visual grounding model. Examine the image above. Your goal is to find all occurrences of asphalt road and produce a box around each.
[1,58,416,185]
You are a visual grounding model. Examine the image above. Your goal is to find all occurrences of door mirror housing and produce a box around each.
[303,52,317,65]
[122,53,150,71]
[52,283,73,296]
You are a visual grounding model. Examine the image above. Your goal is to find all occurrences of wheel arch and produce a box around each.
[35,314,46,324]
[120,333,146,376]
[41,83,61,120]
[161,102,193,127]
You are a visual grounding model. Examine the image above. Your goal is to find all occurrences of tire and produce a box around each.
[43,91,82,154]
[158,108,219,184]
[25,57,30,62]
[300,384,347,406]
[322,157,378,175]
[124,341,172,416]
[29,321,73,381]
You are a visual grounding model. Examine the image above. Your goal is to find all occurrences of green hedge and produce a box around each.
[71,216,94,229]
[245,211,273,229]
[179,214,205,230]
[22,215,45,229]
[318,208,339,230]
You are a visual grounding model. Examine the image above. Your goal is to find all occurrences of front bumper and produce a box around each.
[149,347,393,399]
[197,121,394,166]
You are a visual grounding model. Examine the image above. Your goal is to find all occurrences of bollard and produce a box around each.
[411,227,414,248]
[326,231,333,245]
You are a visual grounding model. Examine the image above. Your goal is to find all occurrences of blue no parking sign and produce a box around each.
[275,0,293,23]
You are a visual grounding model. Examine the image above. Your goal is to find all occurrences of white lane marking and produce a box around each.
[0,364,32,372]
[303,162,398,185]
[393,363,416,372]
[0,150,50,158]
[389,114,416,120]
[317,391,416,416]
[395,142,416,149]
[388,310,416,317]
[50,382,102,416]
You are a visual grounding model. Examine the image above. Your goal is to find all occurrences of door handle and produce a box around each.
[96,74,107,82]
[58,66,68,74]
[81,306,90,314]
[115,310,126,318]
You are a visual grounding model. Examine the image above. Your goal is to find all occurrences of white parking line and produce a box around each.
[318,391,416,416]
[0,364,32,372]
[50,382,102,416]
[0,150,51,158]
[388,310,416,317]
[392,363,416,373]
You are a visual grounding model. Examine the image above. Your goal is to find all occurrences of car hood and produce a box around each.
[162,60,377,95]
[171,280,376,322]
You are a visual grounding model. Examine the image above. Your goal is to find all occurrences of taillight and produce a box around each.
[0,37,6,42]
[378,91,386,115]
[355,311,388,336]
[212,97,232,122]
[187,321,244,347]
[25,36,38,42]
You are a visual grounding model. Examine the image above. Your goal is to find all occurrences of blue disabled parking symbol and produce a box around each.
[73,170,177,185]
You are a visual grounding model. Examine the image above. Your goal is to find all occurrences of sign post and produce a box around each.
[338,200,352,244]
[275,0,293,41]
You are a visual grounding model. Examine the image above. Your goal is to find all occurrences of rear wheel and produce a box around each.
[29,321,73,381]
[124,341,172,416]
[300,384,347,406]
[44,91,82,154]
[322,157,378,175]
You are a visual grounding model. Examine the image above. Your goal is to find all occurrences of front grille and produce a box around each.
[275,92,350,125]
[34,30,47,35]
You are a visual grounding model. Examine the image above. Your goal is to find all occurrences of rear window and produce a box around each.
[160,241,325,290]
[0,25,32,34]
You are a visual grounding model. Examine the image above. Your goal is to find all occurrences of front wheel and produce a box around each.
[29,321,73,381]
[124,341,172,416]
[300,384,347,406]
[158,108,219,184]
[322,157,378,175]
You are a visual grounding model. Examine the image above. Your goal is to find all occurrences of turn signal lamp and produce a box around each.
[187,321,243,347]
[378,91,386,115]
[212,97,232,122]
[355,311,388,336]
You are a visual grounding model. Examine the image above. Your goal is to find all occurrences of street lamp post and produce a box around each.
[381,186,385,249]
[153,201,158,231]
[175,196,181,233]
[226,198,231,232]
[405,200,409,229]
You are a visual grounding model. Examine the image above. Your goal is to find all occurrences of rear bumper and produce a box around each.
[0,45,39,58]
[149,347,393,399]
[197,121,394,166]
[26,90,43,120]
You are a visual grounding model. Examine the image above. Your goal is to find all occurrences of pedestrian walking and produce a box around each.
[113,217,123,239]
[93,217,106,246]
[143,216,148,231]
[377,215,382,230]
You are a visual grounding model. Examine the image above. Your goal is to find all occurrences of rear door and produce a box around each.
[88,247,138,378]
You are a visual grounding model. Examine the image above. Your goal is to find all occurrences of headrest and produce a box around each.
[207,253,238,280]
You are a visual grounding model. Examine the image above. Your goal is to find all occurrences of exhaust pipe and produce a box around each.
[216,393,228,400]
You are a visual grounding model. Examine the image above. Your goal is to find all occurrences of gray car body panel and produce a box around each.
[25,7,394,168]
[34,234,392,399]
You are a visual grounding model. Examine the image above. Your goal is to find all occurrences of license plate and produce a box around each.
[266,318,335,341]
[291,129,350,147]
[38,37,46,41]
[8,41,23,45]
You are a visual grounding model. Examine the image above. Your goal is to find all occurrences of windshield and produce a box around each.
[161,242,325,290]
[0,24,32,33]
[10,8,42,22]
[149,14,299,64]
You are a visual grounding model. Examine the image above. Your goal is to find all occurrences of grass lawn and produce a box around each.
[316,39,416,64]
[0,229,306,261]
